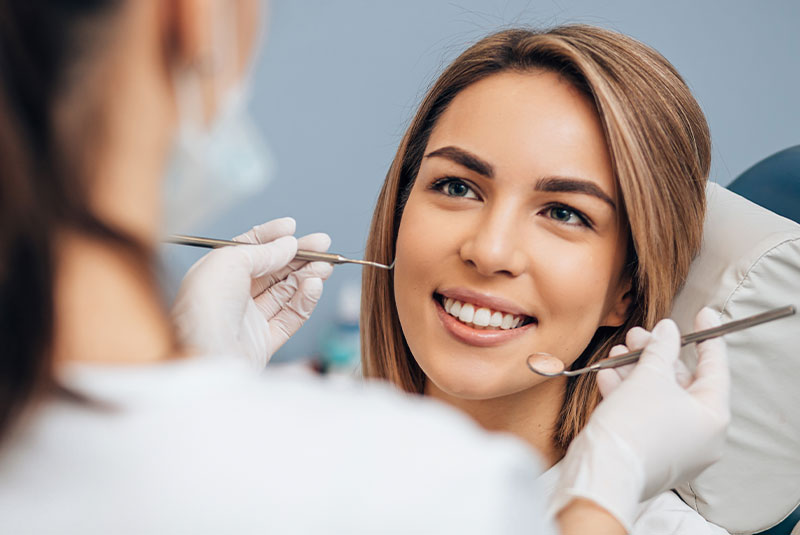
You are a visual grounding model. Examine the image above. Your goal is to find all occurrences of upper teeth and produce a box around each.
[443,297,527,330]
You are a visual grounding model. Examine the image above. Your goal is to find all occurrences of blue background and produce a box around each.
[160,0,800,361]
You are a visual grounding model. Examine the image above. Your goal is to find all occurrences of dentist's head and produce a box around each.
[0,0,264,439]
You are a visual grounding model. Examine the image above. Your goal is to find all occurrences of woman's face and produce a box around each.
[394,70,630,400]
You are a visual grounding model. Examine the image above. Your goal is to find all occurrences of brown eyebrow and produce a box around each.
[425,146,494,178]
[535,176,616,211]
[425,146,615,210]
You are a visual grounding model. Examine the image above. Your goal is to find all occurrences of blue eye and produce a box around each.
[545,205,588,227]
[433,178,479,200]
[446,181,469,197]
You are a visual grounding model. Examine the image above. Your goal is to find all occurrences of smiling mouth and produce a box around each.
[433,293,537,331]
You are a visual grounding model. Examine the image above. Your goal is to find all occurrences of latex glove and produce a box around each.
[171,217,333,367]
[550,308,730,531]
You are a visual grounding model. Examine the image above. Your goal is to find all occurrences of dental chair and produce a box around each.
[670,149,800,535]
[727,145,800,224]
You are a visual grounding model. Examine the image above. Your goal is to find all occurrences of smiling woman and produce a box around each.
[396,69,632,415]
[361,25,718,532]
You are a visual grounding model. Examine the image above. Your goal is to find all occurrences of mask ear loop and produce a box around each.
[161,66,207,233]
[162,0,272,234]
[163,9,222,234]
[173,0,237,131]
[208,0,242,117]
[170,0,242,161]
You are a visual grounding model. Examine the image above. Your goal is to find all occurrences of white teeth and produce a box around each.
[458,303,475,323]
[440,296,530,331]
[473,307,491,327]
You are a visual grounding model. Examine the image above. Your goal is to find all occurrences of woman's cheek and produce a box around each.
[397,199,454,274]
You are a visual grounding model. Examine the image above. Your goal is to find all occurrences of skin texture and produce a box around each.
[393,70,631,465]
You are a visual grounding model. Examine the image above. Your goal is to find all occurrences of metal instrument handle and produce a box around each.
[591,305,796,373]
[164,234,391,269]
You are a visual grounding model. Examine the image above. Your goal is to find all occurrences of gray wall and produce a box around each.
[161,0,800,361]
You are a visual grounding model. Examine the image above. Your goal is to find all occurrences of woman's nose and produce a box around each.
[458,207,528,277]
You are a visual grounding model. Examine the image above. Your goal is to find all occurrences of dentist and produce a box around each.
[0,1,729,533]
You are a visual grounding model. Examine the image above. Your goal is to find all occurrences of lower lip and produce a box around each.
[434,298,535,348]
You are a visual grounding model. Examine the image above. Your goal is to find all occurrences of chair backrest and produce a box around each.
[670,182,800,534]
[728,145,800,224]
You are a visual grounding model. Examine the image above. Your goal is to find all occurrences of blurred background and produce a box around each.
[159,0,800,367]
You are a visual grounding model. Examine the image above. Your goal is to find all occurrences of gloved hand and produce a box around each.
[550,308,730,531]
[171,217,333,368]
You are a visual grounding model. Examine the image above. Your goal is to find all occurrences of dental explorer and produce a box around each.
[165,234,395,270]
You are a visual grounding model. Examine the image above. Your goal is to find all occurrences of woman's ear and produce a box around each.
[163,0,213,70]
[162,0,227,125]
[601,280,633,328]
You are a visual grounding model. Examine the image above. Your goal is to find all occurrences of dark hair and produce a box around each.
[0,1,159,440]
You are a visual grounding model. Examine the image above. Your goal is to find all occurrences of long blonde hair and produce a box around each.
[361,25,710,452]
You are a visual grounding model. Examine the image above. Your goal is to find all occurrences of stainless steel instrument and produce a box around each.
[526,305,795,377]
[165,234,394,270]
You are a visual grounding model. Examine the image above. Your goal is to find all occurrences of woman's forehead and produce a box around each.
[425,71,617,203]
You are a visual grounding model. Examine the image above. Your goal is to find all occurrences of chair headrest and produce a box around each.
[671,182,800,534]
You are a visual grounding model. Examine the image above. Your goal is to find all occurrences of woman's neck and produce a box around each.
[426,377,567,467]
[52,232,175,365]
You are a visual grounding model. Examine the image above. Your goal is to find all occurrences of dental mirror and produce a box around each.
[526,353,567,376]
[526,305,795,378]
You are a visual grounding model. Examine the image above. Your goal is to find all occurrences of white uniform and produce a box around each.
[538,463,730,534]
[0,356,552,534]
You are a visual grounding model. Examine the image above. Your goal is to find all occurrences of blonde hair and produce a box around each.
[361,25,710,452]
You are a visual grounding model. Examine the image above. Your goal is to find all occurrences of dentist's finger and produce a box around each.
[597,344,631,396]
[235,217,296,244]
[297,232,332,253]
[252,260,332,301]
[687,308,730,415]
[251,233,332,293]
[635,319,681,373]
[267,277,325,352]
[236,235,298,278]
[597,325,652,397]
[191,235,297,289]
[674,358,693,389]
[625,326,652,351]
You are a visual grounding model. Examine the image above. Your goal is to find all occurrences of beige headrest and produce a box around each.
[671,182,800,534]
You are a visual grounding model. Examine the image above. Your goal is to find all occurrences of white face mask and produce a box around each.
[162,3,273,234]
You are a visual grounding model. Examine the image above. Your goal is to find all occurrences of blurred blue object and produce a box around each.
[728,145,800,223]
[318,281,362,373]
[732,146,800,535]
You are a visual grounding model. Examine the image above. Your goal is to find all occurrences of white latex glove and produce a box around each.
[550,308,730,531]
[171,217,333,367]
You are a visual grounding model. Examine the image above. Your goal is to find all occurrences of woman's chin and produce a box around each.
[424,366,537,401]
